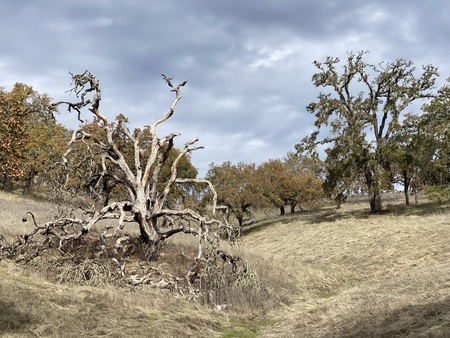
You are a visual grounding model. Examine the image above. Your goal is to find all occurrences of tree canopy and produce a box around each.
[0,83,65,192]
[207,155,324,228]
[416,81,450,201]
[297,51,439,212]
[257,156,324,215]
[206,161,267,230]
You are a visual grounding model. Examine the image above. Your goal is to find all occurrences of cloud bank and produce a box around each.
[1,1,449,176]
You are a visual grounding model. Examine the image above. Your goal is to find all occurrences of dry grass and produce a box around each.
[243,196,450,337]
[0,259,227,337]
[0,190,55,241]
[3,191,450,337]
[0,191,290,337]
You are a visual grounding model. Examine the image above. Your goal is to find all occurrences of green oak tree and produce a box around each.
[419,81,450,201]
[297,51,438,212]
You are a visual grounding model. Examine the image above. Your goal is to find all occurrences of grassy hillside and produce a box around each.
[2,191,450,337]
[243,197,450,337]
[0,191,291,338]
[0,260,229,337]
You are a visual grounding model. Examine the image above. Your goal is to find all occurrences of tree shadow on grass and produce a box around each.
[308,200,450,224]
[327,296,450,338]
[242,200,450,236]
[242,208,339,236]
[384,200,450,217]
[0,299,35,334]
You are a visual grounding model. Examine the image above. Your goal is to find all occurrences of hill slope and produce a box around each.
[2,192,450,337]
[243,200,450,337]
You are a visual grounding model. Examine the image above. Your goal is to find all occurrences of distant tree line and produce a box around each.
[206,152,324,229]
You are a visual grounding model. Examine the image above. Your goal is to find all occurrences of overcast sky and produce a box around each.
[1,1,449,176]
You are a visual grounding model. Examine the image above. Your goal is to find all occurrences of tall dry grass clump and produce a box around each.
[158,234,298,313]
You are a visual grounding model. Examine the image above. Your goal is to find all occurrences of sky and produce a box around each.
[1,1,450,177]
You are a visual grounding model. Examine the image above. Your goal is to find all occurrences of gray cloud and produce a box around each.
[1,1,450,176]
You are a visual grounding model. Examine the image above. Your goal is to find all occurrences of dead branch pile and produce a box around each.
[0,209,249,305]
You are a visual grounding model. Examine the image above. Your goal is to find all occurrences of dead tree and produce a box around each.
[7,71,234,262]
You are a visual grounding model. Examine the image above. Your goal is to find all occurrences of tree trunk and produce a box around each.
[138,226,162,261]
[412,186,419,204]
[369,190,382,213]
[22,177,33,196]
[135,213,162,261]
[365,162,382,213]
[139,236,161,261]
[290,202,296,214]
[402,171,410,206]
[2,174,13,192]
[236,215,244,229]
[280,205,285,215]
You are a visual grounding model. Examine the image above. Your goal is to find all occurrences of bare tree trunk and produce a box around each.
[236,215,244,229]
[22,171,36,196]
[369,190,382,213]
[402,171,410,206]
[134,212,161,261]
[279,205,285,215]
[139,237,162,261]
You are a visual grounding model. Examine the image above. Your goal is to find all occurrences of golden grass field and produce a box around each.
[1,191,450,337]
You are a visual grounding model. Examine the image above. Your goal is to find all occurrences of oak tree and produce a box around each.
[388,113,431,204]
[297,51,438,212]
[257,157,323,215]
[22,114,69,195]
[419,81,450,201]
[206,161,268,230]
[257,159,291,214]
[0,84,34,190]
[282,152,324,213]
[0,83,65,193]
